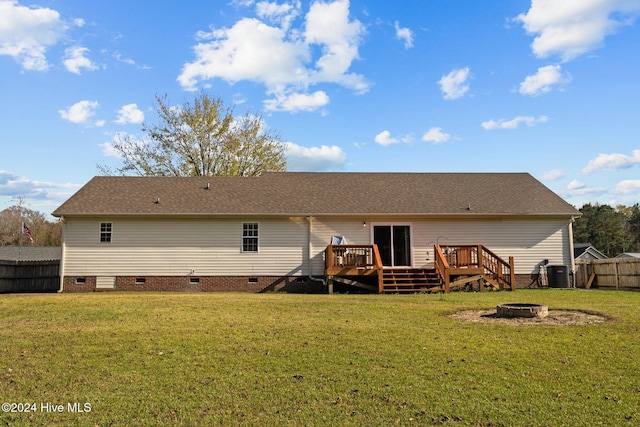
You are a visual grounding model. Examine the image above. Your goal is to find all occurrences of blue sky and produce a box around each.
[1,0,639,216]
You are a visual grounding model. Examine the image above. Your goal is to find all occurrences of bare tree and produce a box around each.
[99,93,286,176]
[0,202,61,246]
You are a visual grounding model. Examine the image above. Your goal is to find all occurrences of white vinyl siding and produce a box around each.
[62,217,308,276]
[409,218,571,274]
[62,215,572,279]
[310,217,571,276]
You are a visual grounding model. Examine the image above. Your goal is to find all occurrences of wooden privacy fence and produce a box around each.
[575,258,640,290]
[0,260,60,293]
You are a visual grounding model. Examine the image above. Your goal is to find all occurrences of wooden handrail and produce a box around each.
[435,244,515,291]
[372,244,384,293]
[434,244,450,292]
[479,245,515,290]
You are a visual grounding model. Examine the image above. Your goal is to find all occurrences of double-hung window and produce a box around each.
[100,222,112,243]
[242,223,259,252]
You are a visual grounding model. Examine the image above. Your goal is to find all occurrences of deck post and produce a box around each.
[326,245,334,270]
[444,270,450,293]
[327,276,334,294]
[509,256,516,291]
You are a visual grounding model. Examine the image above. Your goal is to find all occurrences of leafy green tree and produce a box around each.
[573,203,626,257]
[623,203,640,252]
[99,93,287,177]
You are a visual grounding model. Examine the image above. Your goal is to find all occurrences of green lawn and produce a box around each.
[1,290,639,426]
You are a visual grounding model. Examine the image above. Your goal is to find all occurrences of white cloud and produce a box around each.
[100,142,120,158]
[58,100,100,124]
[264,90,329,112]
[438,67,470,100]
[519,64,571,96]
[255,0,301,30]
[0,0,68,71]
[0,170,80,203]
[374,130,398,146]
[180,18,308,88]
[374,130,413,146]
[516,0,640,61]
[100,132,146,158]
[63,46,98,75]
[614,180,640,194]
[231,0,257,8]
[582,149,640,174]
[394,21,414,49]
[284,142,347,171]
[421,127,451,144]
[564,179,607,197]
[481,115,548,130]
[178,0,368,113]
[542,169,564,181]
[115,103,145,124]
[302,0,367,90]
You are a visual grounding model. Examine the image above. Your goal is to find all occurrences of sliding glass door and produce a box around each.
[373,225,412,267]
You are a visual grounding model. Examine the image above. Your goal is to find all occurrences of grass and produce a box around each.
[1,290,639,426]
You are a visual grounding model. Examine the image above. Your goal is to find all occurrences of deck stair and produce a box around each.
[324,243,515,294]
[381,268,443,293]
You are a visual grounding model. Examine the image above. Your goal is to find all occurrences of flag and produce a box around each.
[22,222,34,244]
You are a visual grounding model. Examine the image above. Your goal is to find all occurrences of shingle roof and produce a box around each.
[52,172,579,217]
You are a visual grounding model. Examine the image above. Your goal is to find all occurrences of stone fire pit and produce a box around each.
[496,303,548,318]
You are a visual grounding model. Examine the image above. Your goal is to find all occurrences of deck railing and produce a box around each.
[325,244,382,270]
[325,244,384,291]
[435,244,515,291]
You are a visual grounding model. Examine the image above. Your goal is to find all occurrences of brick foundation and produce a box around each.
[62,276,97,293]
[62,273,545,293]
[62,275,325,293]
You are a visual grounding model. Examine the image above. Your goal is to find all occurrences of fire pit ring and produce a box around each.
[496,303,548,318]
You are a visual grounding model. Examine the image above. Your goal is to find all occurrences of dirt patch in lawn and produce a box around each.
[449,309,607,326]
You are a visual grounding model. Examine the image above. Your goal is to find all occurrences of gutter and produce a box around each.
[58,216,65,293]
[568,216,577,288]
[307,216,326,288]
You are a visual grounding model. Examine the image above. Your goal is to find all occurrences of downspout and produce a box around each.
[568,217,576,288]
[58,216,66,293]
[307,216,326,287]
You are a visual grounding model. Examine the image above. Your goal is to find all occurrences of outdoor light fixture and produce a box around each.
[363,221,367,227]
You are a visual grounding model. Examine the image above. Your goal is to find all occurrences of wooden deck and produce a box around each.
[325,244,515,294]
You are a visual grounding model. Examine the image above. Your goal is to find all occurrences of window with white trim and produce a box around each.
[242,222,259,252]
[100,222,112,243]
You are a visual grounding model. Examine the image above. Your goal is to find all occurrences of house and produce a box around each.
[574,243,608,261]
[52,172,580,293]
[615,253,640,259]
